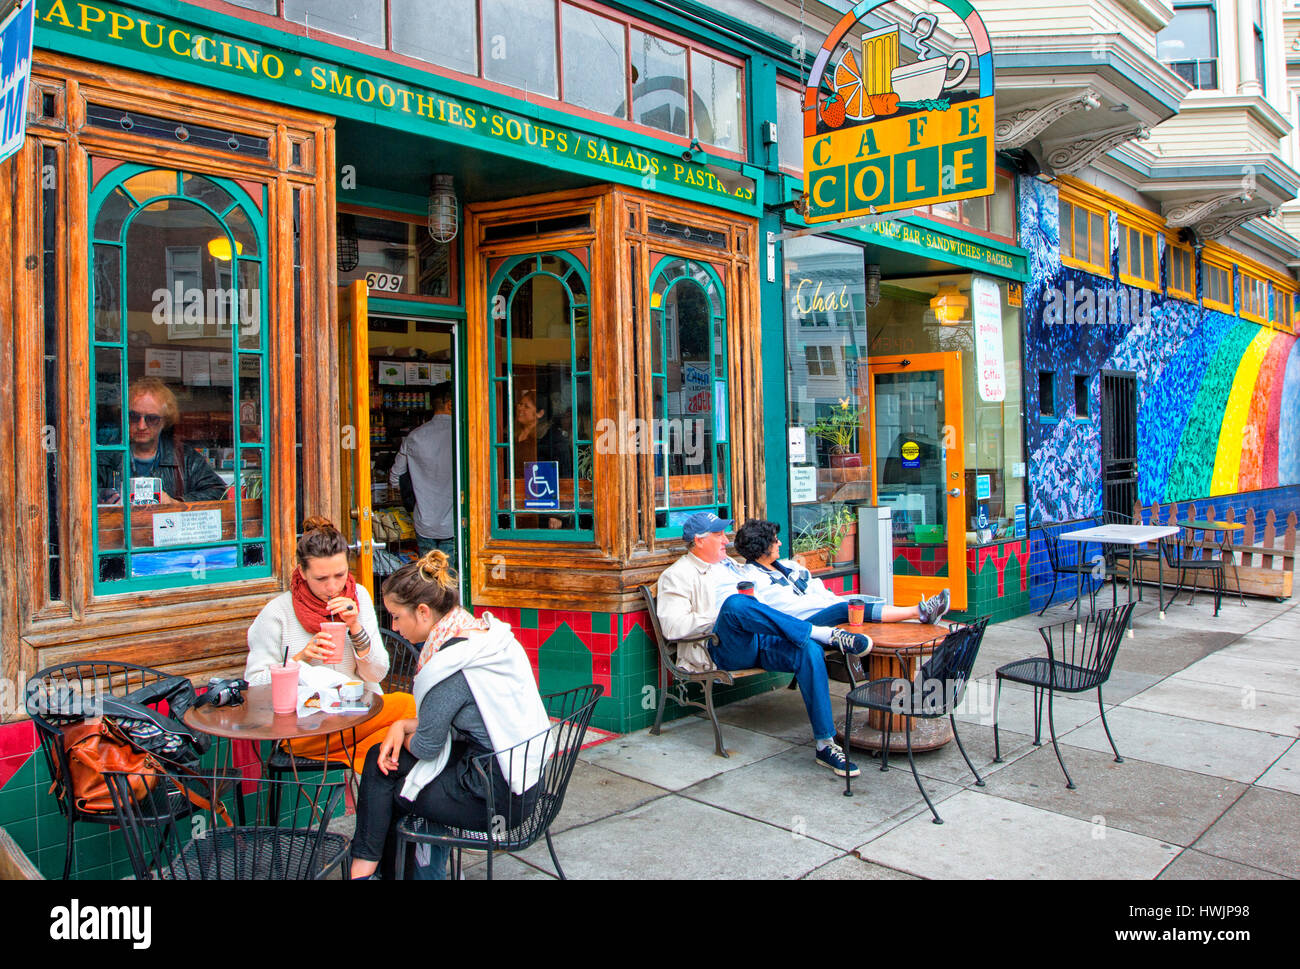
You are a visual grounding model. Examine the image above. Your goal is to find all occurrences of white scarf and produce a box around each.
[400,614,552,801]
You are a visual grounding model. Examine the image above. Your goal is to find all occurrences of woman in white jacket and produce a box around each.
[347,549,550,880]
[244,517,416,765]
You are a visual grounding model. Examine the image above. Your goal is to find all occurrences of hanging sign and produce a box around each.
[802,0,995,223]
[0,1,34,166]
[972,274,1005,402]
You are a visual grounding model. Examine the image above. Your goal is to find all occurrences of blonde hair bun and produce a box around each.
[417,549,457,590]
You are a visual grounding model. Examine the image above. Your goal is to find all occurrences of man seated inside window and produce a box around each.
[98,377,227,504]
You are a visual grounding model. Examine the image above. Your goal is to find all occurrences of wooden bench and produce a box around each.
[639,585,856,758]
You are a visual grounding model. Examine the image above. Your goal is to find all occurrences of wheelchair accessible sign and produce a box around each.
[524,461,560,510]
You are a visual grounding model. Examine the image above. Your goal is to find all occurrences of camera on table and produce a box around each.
[195,677,249,708]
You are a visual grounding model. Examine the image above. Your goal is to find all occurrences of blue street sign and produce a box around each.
[1014,503,1027,538]
[0,2,34,166]
[523,461,560,511]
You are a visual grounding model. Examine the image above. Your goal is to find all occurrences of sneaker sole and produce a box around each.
[816,757,861,778]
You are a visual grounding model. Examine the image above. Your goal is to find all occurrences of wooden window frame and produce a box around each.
[1058,195,1110,278]
[1117,217,1159,292]
[1240,270,1268,324]
[1166,237,1197,302]
[337,203,460,307]
[1201,255,1235,314]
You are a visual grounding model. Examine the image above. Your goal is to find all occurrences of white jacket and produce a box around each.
[401,615,551,801]
[655,552,753,672]
[244,587,389,693]
[739,559,843,621]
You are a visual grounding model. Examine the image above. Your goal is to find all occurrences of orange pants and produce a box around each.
[283,691,417,767]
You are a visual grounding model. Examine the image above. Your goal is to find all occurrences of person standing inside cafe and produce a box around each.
[244,517,416,764]
[389,381,458,569]
[98,377,227,503]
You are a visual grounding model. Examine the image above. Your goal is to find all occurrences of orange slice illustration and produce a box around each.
[833,48,869,120]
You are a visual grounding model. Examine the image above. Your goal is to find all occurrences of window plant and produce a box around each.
[808,397,869,471]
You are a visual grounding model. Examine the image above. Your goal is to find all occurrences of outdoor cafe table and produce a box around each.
[1060,523,1182,635]
[1177,519,1246,607]
[833,620,950,754]
[183,684,381,775]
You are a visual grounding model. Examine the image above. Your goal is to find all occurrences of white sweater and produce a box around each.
[244,587,390,693]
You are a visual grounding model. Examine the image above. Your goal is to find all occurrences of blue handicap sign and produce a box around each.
[0,1,34,166]
[523,461,560,511]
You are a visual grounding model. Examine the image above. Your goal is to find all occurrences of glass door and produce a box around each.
[338,279,375,596]
[867,352,967,610]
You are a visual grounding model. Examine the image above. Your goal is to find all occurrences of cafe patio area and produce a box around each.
[342,595,1300,880]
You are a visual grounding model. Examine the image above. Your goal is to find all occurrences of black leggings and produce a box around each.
[352,741,534,864]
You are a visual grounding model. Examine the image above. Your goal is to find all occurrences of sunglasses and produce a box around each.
[128,410,164,428]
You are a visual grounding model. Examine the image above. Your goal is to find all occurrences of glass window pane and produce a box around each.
[222,0,276,10]
[1157,7,1217,62]
[391,0,478,75]
[1142,233,1154,281]
[93,245,121,341]
[1072,205,1087,260]
[94,187,135,242]
[991,173,1015,238]
[223,205,260,258]
[1117,226,1128,273]
[962,196,987,231]
[182,174,234,215]
[124,170,178,204]
[236,260,263,350]
[1090,213,1105,267]
[777,85,803,172]
[237,448,265,536]
[691,51,742,152]
[562,4,626,118]
[632,28,687,136]
[482,0,558,98]
[283,0,385,48]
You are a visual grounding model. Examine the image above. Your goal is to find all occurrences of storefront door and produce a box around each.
[338,279,376,595]
[867,353,967,610]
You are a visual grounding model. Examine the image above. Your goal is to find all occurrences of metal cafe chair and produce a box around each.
[394,684,602,880]
[1036,519,1117,616]
[1159,531,1226,618]
[842,618,990,825]
[994,603,1135,789]
[25,660,215,880]
[106,768,349,880]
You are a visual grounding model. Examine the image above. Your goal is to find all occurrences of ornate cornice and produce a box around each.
[993,90,1101,150]
[1042,124,1150,175]
[1164,192,1255,228]
[1196,204,1276,240]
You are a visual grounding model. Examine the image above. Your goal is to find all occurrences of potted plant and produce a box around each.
[791,518,833,572]
[830,506,858,564]
[808,398,870,475]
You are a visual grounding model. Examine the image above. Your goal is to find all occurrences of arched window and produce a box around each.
[88,166,270,591]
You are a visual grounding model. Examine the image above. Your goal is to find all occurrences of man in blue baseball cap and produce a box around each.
[656,511,872,777]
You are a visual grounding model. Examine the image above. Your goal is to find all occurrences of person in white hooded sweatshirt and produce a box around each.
[348,550,550,880]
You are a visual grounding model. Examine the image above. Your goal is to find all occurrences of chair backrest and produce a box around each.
[471,683,603,852]
[105,768,346,880]
[380,629,421,694]
[25,661,188,819]
[1037,602,1135,688]
[638,584,680,668]
[917,616,989,715]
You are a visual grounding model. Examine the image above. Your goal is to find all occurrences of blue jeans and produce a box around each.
[801,596,886,626]
[711,595,835,740]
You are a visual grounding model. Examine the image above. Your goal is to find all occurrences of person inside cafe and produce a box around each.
[244,517,416,763]
[99,377,228,503]
[348,550,550,880]
[734,518,950,626]
[388,381,457,567]
[655,512,874,778]
[513,387,573,530]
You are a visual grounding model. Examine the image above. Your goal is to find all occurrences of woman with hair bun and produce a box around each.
[347,548,550,880]
[244,516,416,763]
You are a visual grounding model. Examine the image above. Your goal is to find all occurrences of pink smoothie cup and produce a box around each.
[321,621,348,664]
[269,661,299,715]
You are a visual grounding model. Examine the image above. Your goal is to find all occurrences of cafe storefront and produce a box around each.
[0,0,792,876]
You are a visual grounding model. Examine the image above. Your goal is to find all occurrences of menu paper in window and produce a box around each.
[790,465,817,504]
[209,352,233,386]
[183,351,212,386]
[972,276,1005,402]
[144,348,182,380]
[378,362,405,386]
[428,364,451,384]
[152,509,222,547]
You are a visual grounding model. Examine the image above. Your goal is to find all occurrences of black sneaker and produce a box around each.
[815,742,860,777]
[918,589,951,625]
[830,627,873,656]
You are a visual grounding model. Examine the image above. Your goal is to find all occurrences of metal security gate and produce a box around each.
[1101,371,1138,518]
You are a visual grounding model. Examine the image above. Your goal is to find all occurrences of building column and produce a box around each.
[1238,0,1263,95]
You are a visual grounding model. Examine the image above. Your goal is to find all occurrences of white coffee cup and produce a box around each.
[339,680,365,701]
[891,53,970,102]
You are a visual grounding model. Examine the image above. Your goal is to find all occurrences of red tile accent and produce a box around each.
[0,720,36,760]
[568,611,592,634]
[0,753,27,791]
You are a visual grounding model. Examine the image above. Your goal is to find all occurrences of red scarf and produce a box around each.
[290,566,357,635]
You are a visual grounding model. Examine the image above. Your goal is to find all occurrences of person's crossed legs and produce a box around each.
[710,594,869,776]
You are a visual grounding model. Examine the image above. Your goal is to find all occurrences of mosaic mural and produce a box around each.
[1019,176,1300,522]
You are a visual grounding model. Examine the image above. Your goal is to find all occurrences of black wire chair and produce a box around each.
[842,617,990,824]
[394,683,603,880]
[1036,519,1116,616]
[105,768,348,880]
[993,602,1135,789]
[24,660,214,880]
[1159,530,1225,617]
[1098,509,1162,603]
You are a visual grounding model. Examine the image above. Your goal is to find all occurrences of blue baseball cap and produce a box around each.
[682,511,733,543]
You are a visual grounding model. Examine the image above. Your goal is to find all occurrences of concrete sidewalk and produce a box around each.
[468,595,1300,880]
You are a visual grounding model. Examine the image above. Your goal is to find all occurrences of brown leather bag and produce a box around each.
[60,719,157,813]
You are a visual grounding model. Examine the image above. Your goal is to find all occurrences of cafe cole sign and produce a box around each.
[803,0,995,223]
[31,0,756,208]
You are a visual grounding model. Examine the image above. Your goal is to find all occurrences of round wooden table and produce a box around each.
[184,684,381,771]
[833,621,952,754]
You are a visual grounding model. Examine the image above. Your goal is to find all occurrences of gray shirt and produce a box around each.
[389,413,455,540]
[409,669,492,762]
